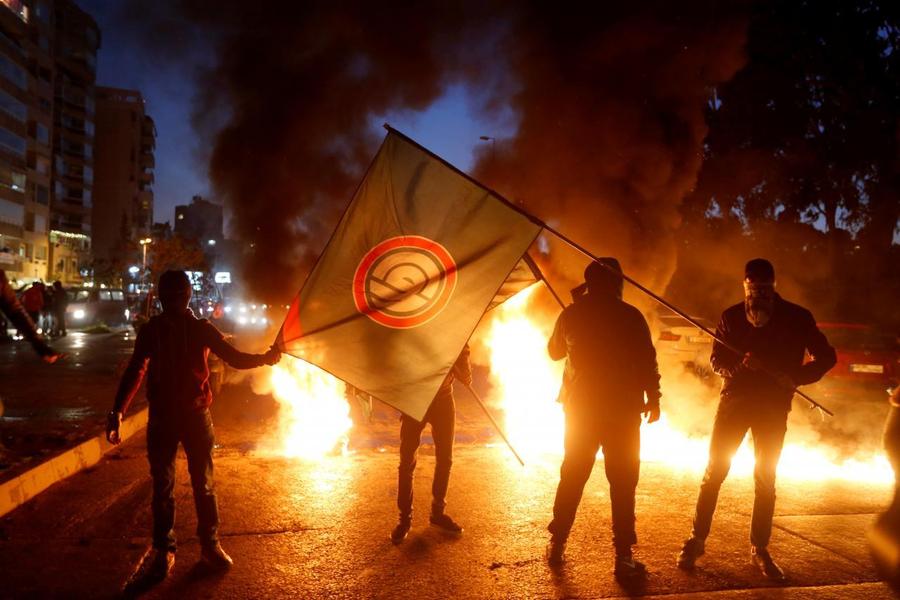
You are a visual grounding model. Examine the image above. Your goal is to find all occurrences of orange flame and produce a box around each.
[485,285,893,484]
[256,355,353,459]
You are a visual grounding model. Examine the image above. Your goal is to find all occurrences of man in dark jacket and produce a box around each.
[0,270,59,362]
[391,345,472,544]
[677,258,836,580]
[106,270,280,589]
[545,258,661,578]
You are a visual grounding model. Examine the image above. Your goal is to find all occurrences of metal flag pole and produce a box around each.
[382,125,833,417]
[522,253,566,310]
[538,225,833,417]
[461,381,525,467]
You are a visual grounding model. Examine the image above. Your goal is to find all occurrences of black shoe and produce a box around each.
[614,552,647,579]
[751,546,785,582]
[200,541,233,570]
[677,537,705,570]
[391,519,411,545]
[429,512,463,533]
[546,539,566,566]
[123,547,174,592]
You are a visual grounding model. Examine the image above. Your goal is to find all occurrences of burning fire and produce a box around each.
[257,355,353,459]
[485,285,894,484]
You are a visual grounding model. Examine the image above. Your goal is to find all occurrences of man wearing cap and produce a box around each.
[107,270,282,591]
[677,258,836,580]
[545,258,661,578]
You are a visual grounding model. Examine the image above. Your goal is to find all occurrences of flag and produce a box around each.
[278,130,541,420]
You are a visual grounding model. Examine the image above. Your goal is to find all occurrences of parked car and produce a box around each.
[66,287,130,328]
[815,322,898,391]
[656,313,716,375]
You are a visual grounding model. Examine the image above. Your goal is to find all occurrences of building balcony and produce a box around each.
[140,170,154,184]
[140,153,154,168]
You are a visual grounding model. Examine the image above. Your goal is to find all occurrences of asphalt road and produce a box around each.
[0,376,895,599]
[0,331,140,478]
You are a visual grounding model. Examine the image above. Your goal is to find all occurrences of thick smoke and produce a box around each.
[474,4,748,307]
[119,2,748,305]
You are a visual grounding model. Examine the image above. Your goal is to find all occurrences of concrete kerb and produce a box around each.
[0,407,148,518]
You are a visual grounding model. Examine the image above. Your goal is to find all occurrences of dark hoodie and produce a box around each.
[113,309,271,418]
[548,290,661,416]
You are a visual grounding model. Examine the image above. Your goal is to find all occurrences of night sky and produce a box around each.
[77,1,513,232]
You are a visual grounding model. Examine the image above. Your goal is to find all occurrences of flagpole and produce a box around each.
[522,253,566,310]
[382,125,832,417]
[461,382,525,467]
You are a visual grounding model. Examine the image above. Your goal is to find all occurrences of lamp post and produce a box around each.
[139,238,152,293]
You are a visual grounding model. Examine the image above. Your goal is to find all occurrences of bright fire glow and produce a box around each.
[258,355,352,459]
[485,285,893,484]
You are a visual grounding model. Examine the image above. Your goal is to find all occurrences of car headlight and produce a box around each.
[73,309,85,320]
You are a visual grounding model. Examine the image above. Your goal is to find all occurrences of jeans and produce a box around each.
[548,409,641,552]
[397,390,455,519]
[147,408,218,552]
[691,399,788,548]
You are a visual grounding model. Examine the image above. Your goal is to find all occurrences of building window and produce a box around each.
[0,197,24,226]
[0,53,26,89]
[36,156,50,175]
[35,184,48,205]
[0,126,26,157]
[83,165,93,183]
[35,123,49,145]
[0,88,25,122]
[34,213,46,233]
[36,244,47,260]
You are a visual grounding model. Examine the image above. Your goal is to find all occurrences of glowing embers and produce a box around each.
[261,355,353,459]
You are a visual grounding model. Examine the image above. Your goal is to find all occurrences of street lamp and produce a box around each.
[139,237,152,270]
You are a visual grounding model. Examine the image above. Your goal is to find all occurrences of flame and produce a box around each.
[258,355,353,459]
[485,286,894,484]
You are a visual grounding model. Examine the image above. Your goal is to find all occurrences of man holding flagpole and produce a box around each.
[392,344,472,544]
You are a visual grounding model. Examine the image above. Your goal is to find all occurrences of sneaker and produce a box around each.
[677,537,705,570]
[751,546,785,582]
[614,552,647,579]
[123,547,174,592]
[546,539,566,566]
[429,512,463,533]
[200,542,234,571]
[391,519,411,545]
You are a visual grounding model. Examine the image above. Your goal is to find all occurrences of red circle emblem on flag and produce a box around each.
[352,236,458,329]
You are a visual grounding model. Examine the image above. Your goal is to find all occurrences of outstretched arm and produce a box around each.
[204,321,280,369]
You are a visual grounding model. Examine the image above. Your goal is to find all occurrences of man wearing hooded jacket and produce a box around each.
[545,258,661,578]
[677,258,836,581]
[107,270,281,590]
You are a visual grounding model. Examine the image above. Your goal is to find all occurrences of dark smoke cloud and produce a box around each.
[121,2,748,306]
[474,3,748,308]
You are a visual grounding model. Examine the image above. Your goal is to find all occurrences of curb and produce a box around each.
[0,407,148,518]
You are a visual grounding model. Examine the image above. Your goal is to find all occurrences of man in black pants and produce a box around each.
[545,258,661,578]
[107,271,280,589]
[677,258,836,581]
[391,345,472,544]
